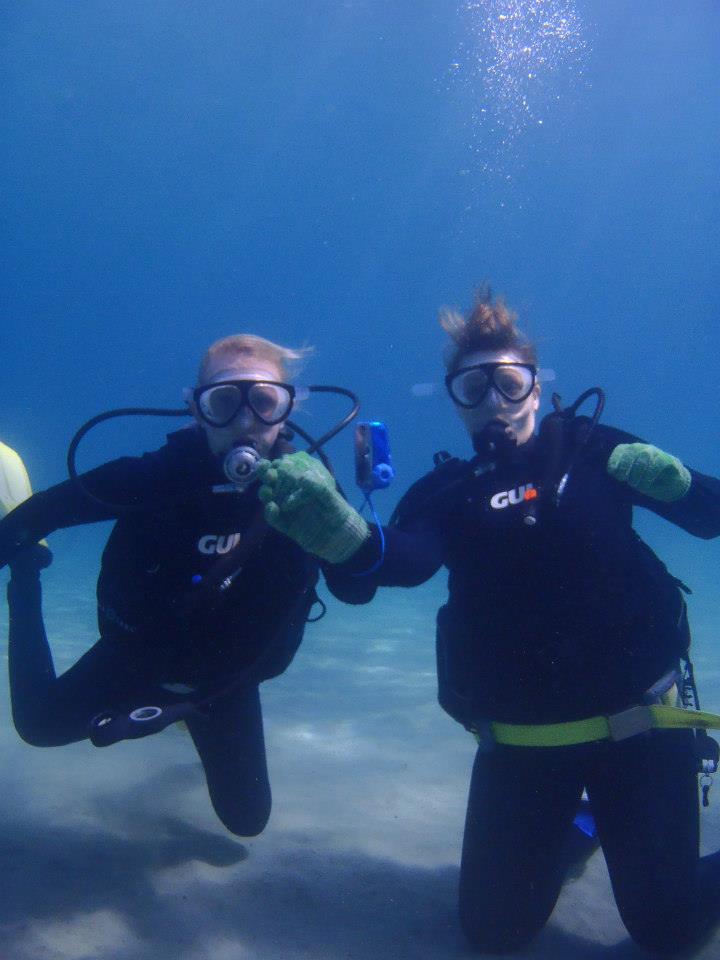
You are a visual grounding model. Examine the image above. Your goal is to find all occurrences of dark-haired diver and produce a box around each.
[0,334,348,837]
[258,292,720,955]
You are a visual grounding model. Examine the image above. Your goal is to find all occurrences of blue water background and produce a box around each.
[3,0,719,659]
[2,3,720,957]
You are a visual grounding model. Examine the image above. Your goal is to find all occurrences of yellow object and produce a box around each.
[473,704,720,748]
[0,441,35,517]
[0,441,47,545]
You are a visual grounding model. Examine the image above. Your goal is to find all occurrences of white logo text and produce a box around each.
[490,483,536,510]
[197,532,242,555]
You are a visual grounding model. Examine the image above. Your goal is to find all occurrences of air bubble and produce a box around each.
[450,0,589,175]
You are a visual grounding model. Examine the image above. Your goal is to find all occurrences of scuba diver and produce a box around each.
[257,290,720,955]
[0,334,356,837]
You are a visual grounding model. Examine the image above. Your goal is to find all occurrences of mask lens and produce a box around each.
[248,382,293,423]
[198,384,243,425]
[452,367,491,407]
[494,365,534,401]
[447,363,535,408]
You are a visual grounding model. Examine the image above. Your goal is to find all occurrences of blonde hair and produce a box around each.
[439,284,537,372]
[197,334,312,384]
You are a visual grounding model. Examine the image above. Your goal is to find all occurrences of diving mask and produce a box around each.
[191,380,308,427]
[446,362,537,409]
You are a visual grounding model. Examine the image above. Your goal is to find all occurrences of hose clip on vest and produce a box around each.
[223,444,262,488]
[697,730,719,807]
[701,767,715,808]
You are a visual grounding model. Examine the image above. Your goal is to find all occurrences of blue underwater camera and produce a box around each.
[353,420,394,576]
[354,421,395,494]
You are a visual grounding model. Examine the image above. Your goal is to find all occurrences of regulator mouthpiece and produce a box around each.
[472,419,518,462]
[223,445,261,487]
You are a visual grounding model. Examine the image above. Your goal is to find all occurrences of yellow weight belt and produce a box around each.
[473,704,720,748]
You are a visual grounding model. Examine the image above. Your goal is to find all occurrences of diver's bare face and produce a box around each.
[452,350,540,446]
[192,356,286,459]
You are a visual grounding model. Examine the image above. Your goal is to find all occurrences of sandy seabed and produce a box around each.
[1,561,720,960]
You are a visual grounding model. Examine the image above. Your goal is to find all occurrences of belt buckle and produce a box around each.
[607,705,654,741]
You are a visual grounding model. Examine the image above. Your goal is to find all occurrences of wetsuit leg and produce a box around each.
[459,743,585,953]
[185,685,271,837]
[9,555,271,835]
[587,730,720,956]
[7,558,151,746]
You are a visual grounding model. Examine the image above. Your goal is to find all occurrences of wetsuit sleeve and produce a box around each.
[0,449,174,568]
[323,461,465,603]
[592,424,720,539]
[637,466,720,538]
[322,514,445,604]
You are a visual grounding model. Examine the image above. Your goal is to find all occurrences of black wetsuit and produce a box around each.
[325,420,720,955]
[0,427,318,836]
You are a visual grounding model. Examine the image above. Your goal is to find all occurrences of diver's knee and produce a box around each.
[215,808,270,838]
[617,883,703,956]
[624,917,692,957]
[210,795,271,838]
[616,894,697,957]
[12,711,59,748]
[459,905,540,954]
[8,544,53,584]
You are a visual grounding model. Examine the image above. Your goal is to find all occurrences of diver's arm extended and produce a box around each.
[593,424,720,539]
[258,453,445,603]
[0,450,172,568]
[322,516,444,604]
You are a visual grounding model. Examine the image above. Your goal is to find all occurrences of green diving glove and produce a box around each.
[257,451,370,563]
[606,442,691,502]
